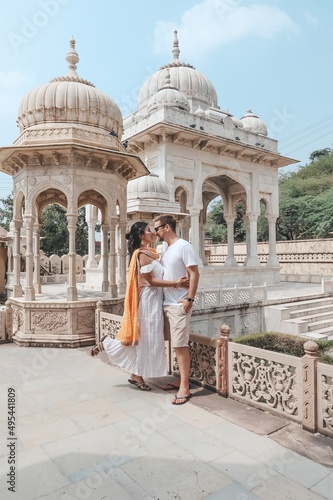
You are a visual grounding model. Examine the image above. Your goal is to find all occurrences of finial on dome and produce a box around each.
[172,30,180,60]
[66,37,79,78]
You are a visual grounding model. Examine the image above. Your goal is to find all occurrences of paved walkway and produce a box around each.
[0,342,332,500]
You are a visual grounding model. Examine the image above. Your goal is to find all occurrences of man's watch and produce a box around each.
[187,297,194,302]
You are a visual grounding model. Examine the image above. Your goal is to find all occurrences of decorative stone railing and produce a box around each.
[95,315,333,439]
[193,284,267,309]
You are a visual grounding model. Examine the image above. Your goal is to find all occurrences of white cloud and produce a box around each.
[154,0,299,59]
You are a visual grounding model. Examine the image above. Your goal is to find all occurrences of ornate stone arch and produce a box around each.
[13,189,25,220]
[174,185,189,213]
[26,180,71,215]
[174,181,193,206]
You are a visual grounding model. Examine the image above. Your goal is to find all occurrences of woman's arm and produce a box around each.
[139,252,189,288]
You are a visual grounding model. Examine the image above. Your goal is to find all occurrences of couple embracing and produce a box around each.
[91,214,200,405]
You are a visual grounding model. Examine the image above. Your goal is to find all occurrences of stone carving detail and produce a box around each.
[77,310,95,330]
[188,340,216,389]
[241,313,258,333]
[13,309,24,331]
[321,374,333,434]
[231,352,299,416]
[100,316,121,338]
[32,311,67,331]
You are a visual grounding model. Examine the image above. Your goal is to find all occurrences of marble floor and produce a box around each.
[0,342,332,500]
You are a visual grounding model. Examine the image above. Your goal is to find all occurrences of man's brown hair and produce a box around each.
[154,214,177,232]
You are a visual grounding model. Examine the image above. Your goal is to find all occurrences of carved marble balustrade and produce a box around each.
[95,312,333,439]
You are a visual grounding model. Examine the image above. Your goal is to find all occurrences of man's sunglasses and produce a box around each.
[154,224,166,233]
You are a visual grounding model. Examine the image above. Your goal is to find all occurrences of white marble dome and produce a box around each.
[17,39,123,138]
[147,70,190,112]
[240,109,268,136]
[138,31,218,113]
[127,173,170,201]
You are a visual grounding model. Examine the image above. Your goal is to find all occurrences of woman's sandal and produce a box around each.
[91,337,106,357]
[128,378,151,391]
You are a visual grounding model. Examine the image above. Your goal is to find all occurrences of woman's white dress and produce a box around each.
[102,259,167,377]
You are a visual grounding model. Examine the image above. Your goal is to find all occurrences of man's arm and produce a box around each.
[181,264,199,313]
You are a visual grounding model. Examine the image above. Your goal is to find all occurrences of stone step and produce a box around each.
[289,304,333,319]
[281,317,310,334]
[282,297,333,313]
[300,332,330,341]
[308,318,333,331]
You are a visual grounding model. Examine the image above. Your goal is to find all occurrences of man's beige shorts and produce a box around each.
[163,304,192,348]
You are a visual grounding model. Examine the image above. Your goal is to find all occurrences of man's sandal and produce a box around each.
[171,393,193,405]
[128,378,151,391]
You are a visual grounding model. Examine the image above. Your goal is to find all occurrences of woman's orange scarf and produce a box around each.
[116,247,158,346]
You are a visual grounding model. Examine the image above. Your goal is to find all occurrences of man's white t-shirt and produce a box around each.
[160,238,198,306]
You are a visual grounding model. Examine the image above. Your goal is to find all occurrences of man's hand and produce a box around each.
[178,277,190,288]
[179,298,193,313]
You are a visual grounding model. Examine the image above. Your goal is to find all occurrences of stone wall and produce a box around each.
[206,238,333,276]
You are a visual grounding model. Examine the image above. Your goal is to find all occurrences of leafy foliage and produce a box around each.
[233,332,333,364]
[0,195,13,230]
[40,204,88,256]
[0,195,89,256]
[205,148,333,242]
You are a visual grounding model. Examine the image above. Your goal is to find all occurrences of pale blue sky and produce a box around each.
[0,0,332,198]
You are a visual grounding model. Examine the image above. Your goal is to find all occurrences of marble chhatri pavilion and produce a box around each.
[123,31,297,287]
[0,39,148,346]
[0,34,297,346]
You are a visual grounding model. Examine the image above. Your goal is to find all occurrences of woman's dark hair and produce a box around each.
[125,221,148,261]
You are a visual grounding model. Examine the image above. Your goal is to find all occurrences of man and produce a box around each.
[154,214,200,405]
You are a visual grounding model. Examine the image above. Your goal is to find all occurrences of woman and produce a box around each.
[91,221,189,391]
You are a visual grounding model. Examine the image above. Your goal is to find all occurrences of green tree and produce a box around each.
[0,194,13,230]
[309,147,333,163]
[205,199,246,243]
[278,150,333,239]
[40,204,88,256]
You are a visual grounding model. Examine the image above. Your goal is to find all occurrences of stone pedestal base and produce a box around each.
[6,296,124,347]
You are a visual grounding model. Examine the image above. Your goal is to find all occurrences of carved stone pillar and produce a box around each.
[302,340,318,433]
[109,219,117,297]
[12,219,23,297]
[118,222,127,294]
[66,213,78,301]
[267,215,280,268]
[24,214,35,301]
[217,324,230,397]
[246,214,260,267]
[7,244,13,273]
[101,223,109,292]
[86,205,98,268]
[224,215,237,267]
[190,211,202,265]
[199,221,207,265]
[33,222,41,294]
[179,216,190,242]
